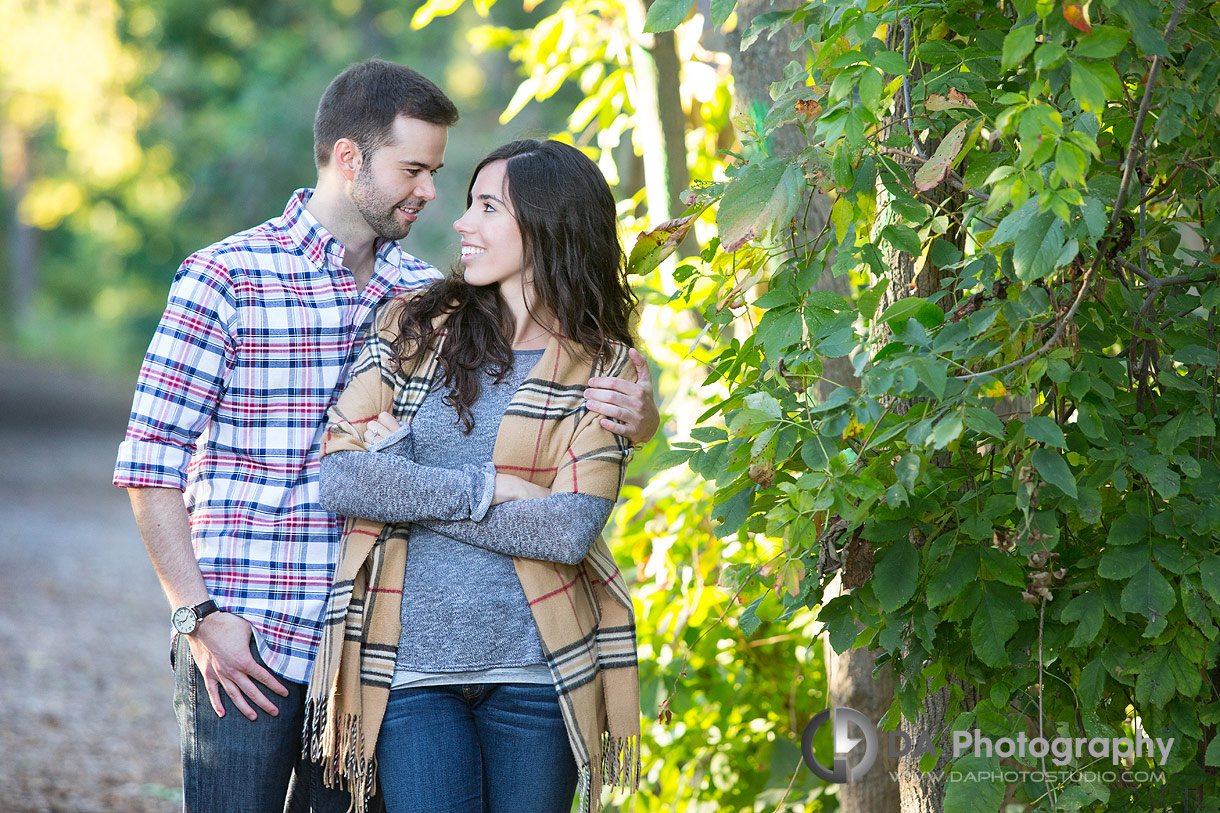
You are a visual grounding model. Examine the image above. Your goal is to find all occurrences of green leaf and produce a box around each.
[1098,545,1147,581]
[914,120,971,191]
[713,484,754,538]
[879,297,945,328]
[896,453,921,490]
[1076,485,1102,524]
[875,541,920,612]
[992,199,1042,245]
[911,357,948,399]
[717,160,803,252]
[882,223,922,256]
[1121,560,1177,633]
[929,414,965,450]
[1032,448,1077,498]
[858,67,883,109]
[1135,649,1176,707]
[709,0,736,28]
[1055,141,1087,184]
[1062,591,1104,646]
[1152,543,1196,575]
[944,754,1005,813]
[872,49,910,75]
[739,596,763,635]
[643,0,693,32]
[830,196,853,244]
[928,547,980,608]
[756,309,804,361]
[1182,579,1219,639]
[1035,42,1068,70]
[1013,217,1065,281]
[1070,60,1121,114]
[963,407,1006,439]
[1113,0,1169,56]
[819,595,858,654]
[971,586,1019,667]
[1078,658,1107,707]
[980,547,1026,588]
[650,448,694,471]
[1107,512,1148,546]
[1002,25,1038,70]
[1168,649,1202,697]
[1201,557,1220,604]
[858,276,889,321]
[1174,344,1220,366]
[740,11,795,52]
[1207,735,1220,768]
[1074,25,1130,59]
[1024,415,1066,448]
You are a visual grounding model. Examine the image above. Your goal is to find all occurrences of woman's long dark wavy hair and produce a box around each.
[391,139,638,432]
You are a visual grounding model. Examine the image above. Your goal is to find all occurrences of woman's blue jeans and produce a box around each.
[376,683,578,813]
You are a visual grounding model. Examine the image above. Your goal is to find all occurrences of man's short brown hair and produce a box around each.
[313,59,459,168]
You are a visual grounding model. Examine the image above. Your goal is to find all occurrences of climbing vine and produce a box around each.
[637,0,1220,808]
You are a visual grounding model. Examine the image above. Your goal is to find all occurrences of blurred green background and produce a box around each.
[1,0,587,373]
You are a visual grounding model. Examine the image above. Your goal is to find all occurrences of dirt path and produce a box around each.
[0,356,181,812]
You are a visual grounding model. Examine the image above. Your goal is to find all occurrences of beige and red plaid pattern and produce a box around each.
[303,294,641,812]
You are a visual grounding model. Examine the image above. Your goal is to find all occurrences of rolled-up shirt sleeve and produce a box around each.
[114,253,238,490]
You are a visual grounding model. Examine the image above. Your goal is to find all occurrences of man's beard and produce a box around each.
[351,166,415,241]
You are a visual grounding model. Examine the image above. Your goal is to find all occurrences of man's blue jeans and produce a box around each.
[376,683,578,813]
[172,633,368,812]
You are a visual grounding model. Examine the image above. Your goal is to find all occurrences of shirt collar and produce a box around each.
[281,189,340,267]
[281,189,404,285]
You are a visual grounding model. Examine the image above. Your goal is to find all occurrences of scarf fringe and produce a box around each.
[302,696,377,813]
[601,733,641,791]
[577,735,642,813]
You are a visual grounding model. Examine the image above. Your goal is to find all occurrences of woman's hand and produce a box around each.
[492,473,550,504]
[363,411,402,445]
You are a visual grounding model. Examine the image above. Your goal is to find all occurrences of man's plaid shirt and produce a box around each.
[114,190,441,682]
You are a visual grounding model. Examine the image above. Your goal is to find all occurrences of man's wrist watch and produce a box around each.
[171,600,219,635]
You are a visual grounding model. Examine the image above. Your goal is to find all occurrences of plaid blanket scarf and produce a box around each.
[303,295,641,812]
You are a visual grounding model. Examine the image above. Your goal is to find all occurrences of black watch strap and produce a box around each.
[193,599,219,620]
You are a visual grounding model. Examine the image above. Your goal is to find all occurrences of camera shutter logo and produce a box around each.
[801,707,879,783]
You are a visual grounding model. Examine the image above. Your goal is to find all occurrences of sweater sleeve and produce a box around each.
[415,492,615,566]
[318,447,497,524]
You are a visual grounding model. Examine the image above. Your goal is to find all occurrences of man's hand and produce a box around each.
[493,473,550,504]
[188,612,289,721]
[584,348,660,446]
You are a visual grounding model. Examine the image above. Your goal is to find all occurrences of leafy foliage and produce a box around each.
[636,0,1220,807]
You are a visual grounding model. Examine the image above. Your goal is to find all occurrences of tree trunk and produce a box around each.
[823,577,901,812]
[873,24,973,812]
[622,0,689,225]
[728,5,898,811]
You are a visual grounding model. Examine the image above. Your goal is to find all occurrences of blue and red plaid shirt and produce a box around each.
[114,190,441,682]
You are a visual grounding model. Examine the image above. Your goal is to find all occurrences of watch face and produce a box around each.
[173,606,198,634]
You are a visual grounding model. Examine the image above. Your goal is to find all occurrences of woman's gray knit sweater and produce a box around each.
[318,349,614,686]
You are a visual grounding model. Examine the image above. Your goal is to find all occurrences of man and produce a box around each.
[114,59,658,811]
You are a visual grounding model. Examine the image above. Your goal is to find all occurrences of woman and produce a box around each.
[303,139,642,813]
